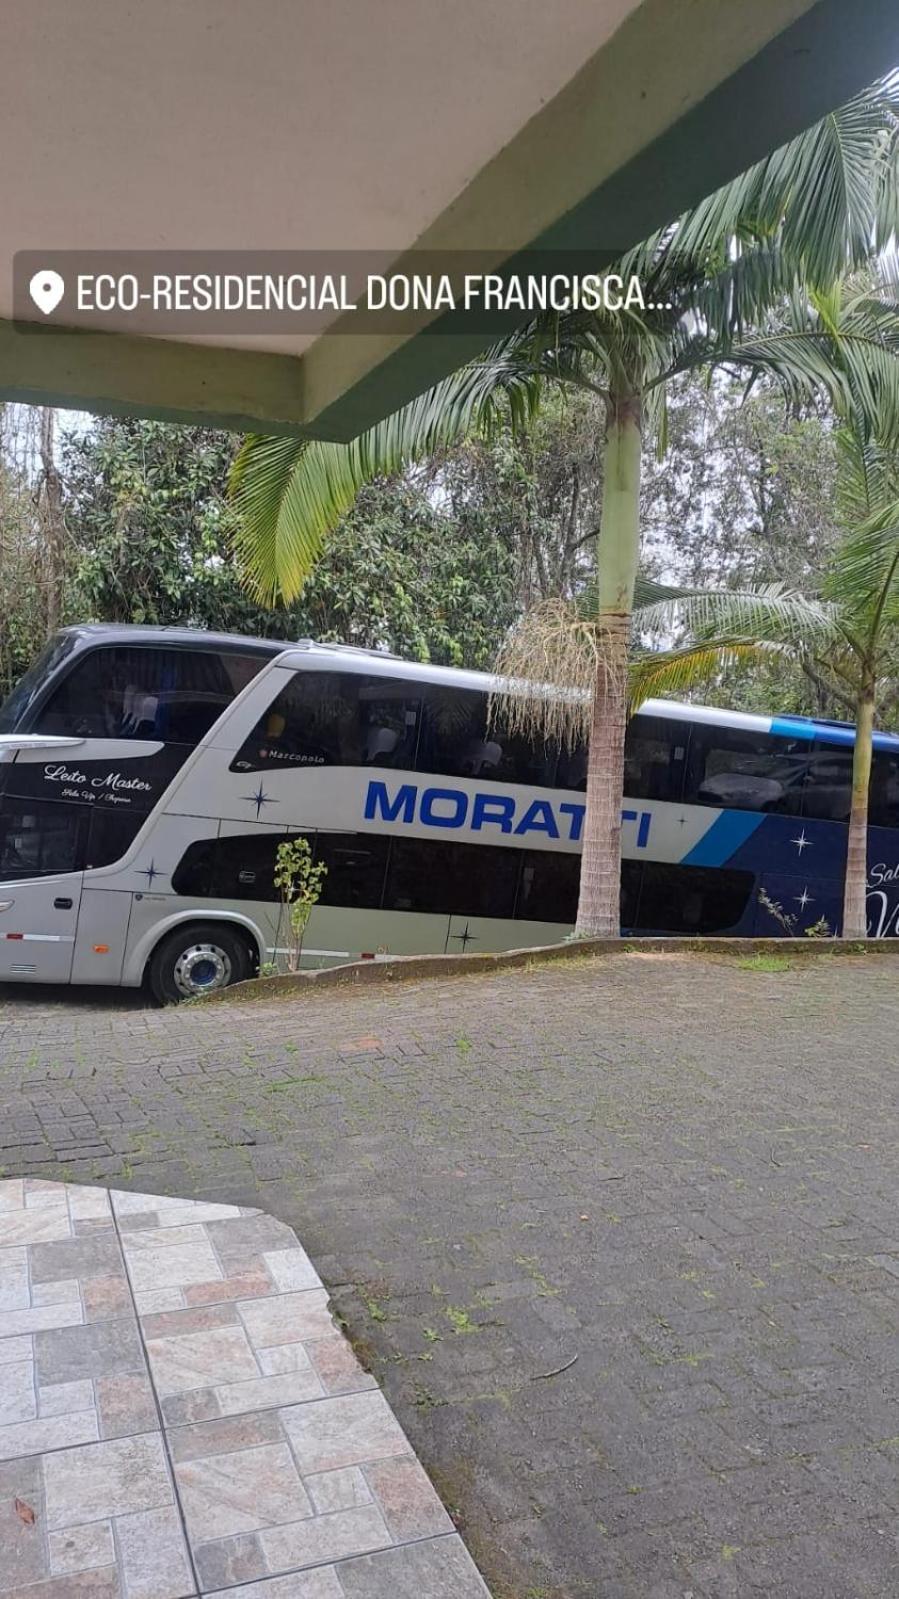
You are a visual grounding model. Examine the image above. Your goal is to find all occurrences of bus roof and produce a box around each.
[54,623,287,656]
[50,624,899,756]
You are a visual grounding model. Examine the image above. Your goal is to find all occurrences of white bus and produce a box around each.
[2,624,895,998]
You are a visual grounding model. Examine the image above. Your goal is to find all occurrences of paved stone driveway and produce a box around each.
[2,949,899,1598]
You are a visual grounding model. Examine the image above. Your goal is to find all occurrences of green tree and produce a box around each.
[232,82,899,937]
[295,477,518,667]
[274,837,328,971]
[59,417,520,666]
[431,387,604,609]
[628,373,899,940]
[0,404,57,694]
[640,375,841,593]
[63,418,255,629]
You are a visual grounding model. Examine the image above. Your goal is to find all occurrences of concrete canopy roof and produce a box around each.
[2,0,899,440]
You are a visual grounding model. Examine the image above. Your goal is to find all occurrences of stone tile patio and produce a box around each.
[0,1178,489,1598]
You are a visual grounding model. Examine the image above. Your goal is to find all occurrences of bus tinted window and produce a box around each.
[34,646,261,744]
[417,686,558,786]
[239,673,567,788]
[554,743,588,791]
[315,834,390,908]
[172,838,219,899]
[383,837,520,917]
[173,831,297,901]
[624,715,688,802]
[0,798,85,879]
[172,829,391,909]
[870,750,899,829]
[631,862,754,933]
[802,744,852,822]
[85,807,148,869]
[233,673,421,772]
[684,726,808,814]
[0,632,80,733]
[516,851,579,923]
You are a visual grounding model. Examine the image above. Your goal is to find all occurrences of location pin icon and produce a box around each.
[29,269,65,316]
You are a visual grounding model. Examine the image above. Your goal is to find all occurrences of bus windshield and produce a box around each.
[0,632,80,734]
[28,644,266,742]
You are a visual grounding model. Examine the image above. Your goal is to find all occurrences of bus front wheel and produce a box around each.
[147,922,254,1004]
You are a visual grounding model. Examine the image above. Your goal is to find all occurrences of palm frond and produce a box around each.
[635,583,840,647]
[231,340,542,602]
[632,575,706,607]
[833,424,895,523]
[629,640,788,711]
[827,498,899,620]
[680,317,899,442]
[664,80,899,284]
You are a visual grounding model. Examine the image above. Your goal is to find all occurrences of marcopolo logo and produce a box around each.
[364,780,651,846]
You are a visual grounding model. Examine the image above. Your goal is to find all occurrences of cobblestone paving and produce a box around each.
[1,950,899,1598]
[0,1178,485,1598]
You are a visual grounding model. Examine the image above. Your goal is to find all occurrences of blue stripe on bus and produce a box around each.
[771,716,849,745]
[771,714,899,752]
[681,810,765,867]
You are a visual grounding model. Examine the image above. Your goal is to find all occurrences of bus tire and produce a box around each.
[147,922,254,1004]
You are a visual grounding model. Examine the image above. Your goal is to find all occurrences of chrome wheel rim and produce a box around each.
[172,942,232,997]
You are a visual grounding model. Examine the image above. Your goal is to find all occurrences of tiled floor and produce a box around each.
[0,1179,489,1598]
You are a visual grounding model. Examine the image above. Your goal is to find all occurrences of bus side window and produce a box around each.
[870,751,899,829]
[802,743,852,822]
[356,683,421,769]
[554,744,588,791]
[85,807,150,869]
[0,796,86,879]
[417,686,559,787]
[233,674,420,772]
[233,674,344,768]
[633,863,754,933]
[515,851,580,922]
[514,854,664,927]
[684,726,807,815]
[313,834,390,908]
[382,838,520,917]
[416,687,493,780]
[172,838,220,898]
[624,716,687,802]
[173,832,305,900]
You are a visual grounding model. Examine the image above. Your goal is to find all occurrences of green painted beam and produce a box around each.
[0,320,310,437]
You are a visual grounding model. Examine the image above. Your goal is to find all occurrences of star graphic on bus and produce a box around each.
[137,859,163,885]
[451,923,478,951]
[791,830,812,855]
[244,784,277,817]
[795,887,814,911]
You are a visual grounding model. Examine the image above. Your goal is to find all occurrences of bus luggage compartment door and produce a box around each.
[70,887,134,985]
[0,874,82,983]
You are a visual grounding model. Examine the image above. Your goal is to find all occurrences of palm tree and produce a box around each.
[626,409,899,940]
[232,82,899,937]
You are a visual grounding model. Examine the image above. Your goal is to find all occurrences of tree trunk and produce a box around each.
[842,683,874,939]
[574,392,642,937]
[39,408,65,638]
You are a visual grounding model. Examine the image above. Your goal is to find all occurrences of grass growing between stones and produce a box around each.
[737,953,793,972]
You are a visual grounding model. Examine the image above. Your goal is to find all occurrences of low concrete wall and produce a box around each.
[204,935,899,1006]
